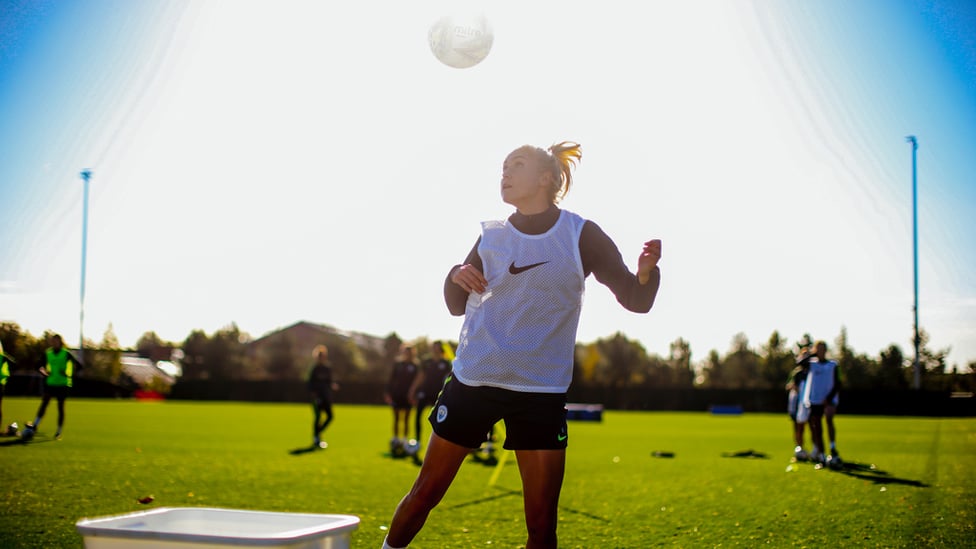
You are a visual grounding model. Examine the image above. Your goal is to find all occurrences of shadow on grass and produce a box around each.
[834,460,929,487]
[376,451,423,466]
[559,506,611,523]
[0,438,27,447]
[721,449,769,459]
[447,486,611,523]
[288,444,320,455]
[447,487,522,510]
[0,436,55,447]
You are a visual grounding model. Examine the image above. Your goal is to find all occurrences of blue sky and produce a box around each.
[1,0,974,370]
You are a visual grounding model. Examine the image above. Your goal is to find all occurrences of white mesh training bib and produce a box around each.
[452,210,586,393]
[803,360,837,405]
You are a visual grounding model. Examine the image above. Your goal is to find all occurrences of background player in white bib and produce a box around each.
[802,340,842,467]
[382,141,662,549]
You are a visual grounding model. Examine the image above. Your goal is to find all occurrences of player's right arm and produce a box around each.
[444,238,485,316]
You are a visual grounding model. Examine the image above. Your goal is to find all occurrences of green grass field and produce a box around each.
[0,397,973,548]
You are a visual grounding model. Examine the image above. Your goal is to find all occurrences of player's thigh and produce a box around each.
[515,449,566,512]
[824,404,837,419]
[409,433,472,501]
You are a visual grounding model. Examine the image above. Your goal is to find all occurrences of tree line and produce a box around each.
[1,321,972,393]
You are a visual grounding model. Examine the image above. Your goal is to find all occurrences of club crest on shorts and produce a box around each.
[436,405,448,423]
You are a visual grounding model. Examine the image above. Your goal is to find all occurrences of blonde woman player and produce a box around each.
[382,141,663,549]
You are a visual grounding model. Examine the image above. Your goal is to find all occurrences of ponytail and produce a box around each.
[544,141,582,203]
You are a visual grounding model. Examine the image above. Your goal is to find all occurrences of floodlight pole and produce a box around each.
[80,169,91,365]
[906,136,920,390]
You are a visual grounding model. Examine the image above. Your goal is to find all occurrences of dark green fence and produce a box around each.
[6,374,973,416]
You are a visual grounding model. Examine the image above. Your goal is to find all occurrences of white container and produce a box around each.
[76,507,360,549]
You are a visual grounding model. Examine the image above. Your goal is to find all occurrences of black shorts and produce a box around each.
[390,394,411,410]
[43,385,70,399]
[430,378,568,451]
[809,404,825,419]
[414,393,438,409]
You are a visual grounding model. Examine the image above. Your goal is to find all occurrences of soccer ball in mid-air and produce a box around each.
[428,12,493,69]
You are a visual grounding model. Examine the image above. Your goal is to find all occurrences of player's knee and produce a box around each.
[404,481,447,512]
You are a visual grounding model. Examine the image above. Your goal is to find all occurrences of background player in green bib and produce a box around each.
[382,141,662,549]
[0,340,11,434]
[26,334,75,440]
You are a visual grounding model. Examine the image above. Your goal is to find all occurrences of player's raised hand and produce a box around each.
[637,239,662,284]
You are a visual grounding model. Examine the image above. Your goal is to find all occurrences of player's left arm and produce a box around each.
[580,221,661,313]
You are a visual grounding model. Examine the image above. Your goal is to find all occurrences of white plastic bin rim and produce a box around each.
[76,507,360,546]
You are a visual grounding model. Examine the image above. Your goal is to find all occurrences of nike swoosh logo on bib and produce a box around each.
[508,261,548,274]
